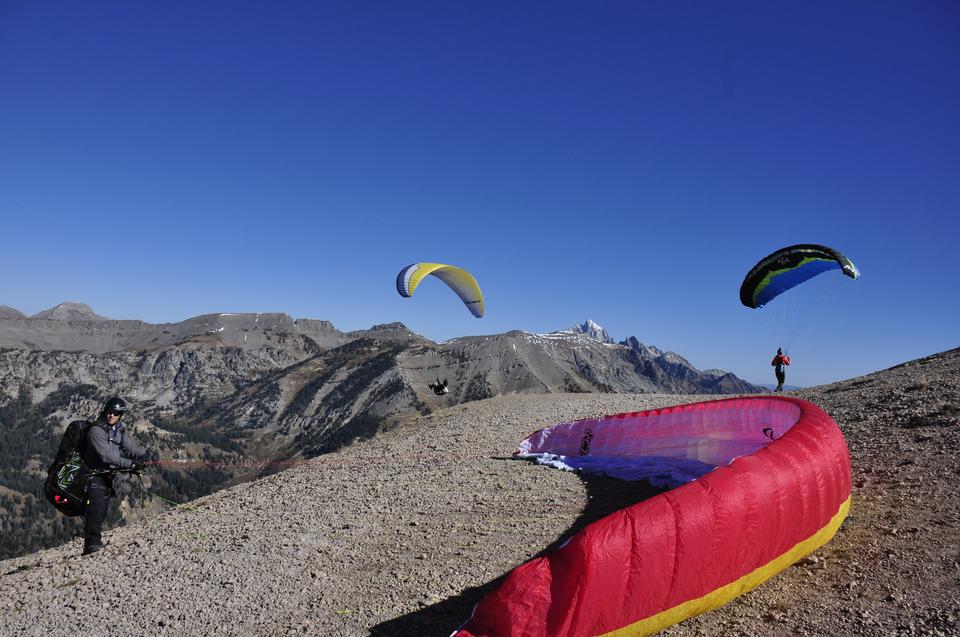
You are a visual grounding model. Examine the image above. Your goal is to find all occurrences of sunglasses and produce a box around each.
[107,410,125,417]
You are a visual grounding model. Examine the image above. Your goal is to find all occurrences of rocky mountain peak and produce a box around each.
[0,305,27,319]
[701,368,727,378]
[567,319,615,344]
[620,335,664,358]
[658,350,693,367]
[30,302,109,321]
[368,322,412,333]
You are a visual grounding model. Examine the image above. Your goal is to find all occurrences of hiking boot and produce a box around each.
[82,543,104,556]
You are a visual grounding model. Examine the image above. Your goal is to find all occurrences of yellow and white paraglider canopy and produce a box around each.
[395,263,484,318]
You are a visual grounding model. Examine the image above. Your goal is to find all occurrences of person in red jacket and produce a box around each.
[771,348,791,392]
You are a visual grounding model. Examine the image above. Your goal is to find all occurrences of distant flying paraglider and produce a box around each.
[396,263,484,318]
[740,243,860,356]
[429,378,449,396]
[739,243,860,309]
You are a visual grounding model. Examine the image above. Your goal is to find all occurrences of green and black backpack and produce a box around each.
[43,420,93,516]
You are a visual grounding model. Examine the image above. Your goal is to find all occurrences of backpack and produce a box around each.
[43,420,93,516]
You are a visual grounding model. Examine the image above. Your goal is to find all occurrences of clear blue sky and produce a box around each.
[1,2,956,387]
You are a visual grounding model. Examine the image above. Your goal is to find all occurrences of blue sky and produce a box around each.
[1,2,956,387]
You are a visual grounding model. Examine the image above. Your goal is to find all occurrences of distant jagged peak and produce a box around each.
[701,368,729,379]
[30,302,109,321]
[0,305,27,319]
[620,335,664,358]
[657,350,695,368]
[561,319,616,344]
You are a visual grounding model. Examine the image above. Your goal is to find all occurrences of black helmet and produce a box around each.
[101,396,127,418]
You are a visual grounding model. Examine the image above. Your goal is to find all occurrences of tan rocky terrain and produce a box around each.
[1,348,957,636]
[1,313,757,561]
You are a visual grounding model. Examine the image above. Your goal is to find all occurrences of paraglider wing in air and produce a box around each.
[739,243,859,309]
[396,263,484,318]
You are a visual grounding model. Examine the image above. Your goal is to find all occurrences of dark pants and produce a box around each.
[84,475,112,549]
[775,369,786,392]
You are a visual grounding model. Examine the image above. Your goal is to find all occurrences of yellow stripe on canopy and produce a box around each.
[396,263,484,318]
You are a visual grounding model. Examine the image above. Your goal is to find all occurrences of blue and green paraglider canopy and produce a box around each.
[739,243,859,309]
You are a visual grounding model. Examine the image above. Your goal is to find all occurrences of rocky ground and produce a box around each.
[1,348,957,636]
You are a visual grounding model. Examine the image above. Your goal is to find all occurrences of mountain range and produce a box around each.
[0,304,758,559]
[2,341,956,635]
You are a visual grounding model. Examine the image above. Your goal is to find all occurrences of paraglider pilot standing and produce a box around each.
[80,397,148,555]
[771,348,791,392]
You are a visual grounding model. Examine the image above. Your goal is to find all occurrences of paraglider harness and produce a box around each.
[43,419,144,516]
[44,420,94,516]
[771,353,791,374]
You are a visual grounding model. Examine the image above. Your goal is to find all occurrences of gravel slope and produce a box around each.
[1,349,957,637]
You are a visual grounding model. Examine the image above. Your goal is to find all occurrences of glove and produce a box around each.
[128,460,146,473]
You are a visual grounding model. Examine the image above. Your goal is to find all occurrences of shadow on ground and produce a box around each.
[369,470,667,637]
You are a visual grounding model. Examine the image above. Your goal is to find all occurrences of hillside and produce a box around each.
[0,310,757,560]
[0,348,957,636]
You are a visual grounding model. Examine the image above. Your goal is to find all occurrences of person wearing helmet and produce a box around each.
[80,396,148,556]
[771,348,791,392]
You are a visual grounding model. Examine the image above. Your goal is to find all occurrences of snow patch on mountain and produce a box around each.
[564,319,615,343]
